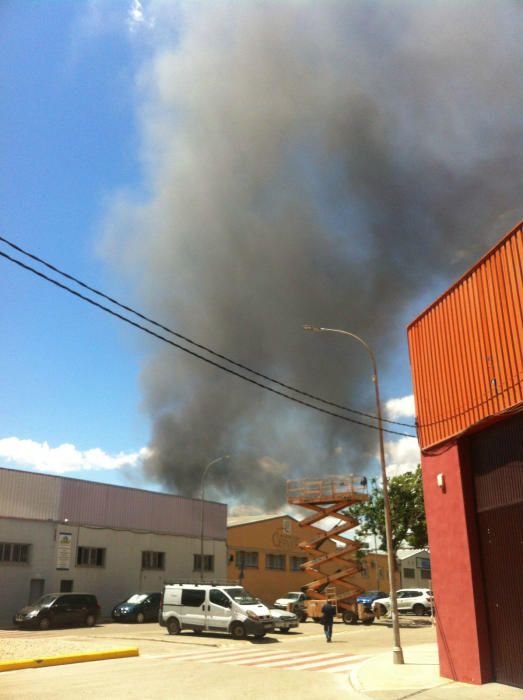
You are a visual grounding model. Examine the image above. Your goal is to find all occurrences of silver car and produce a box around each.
[269,608,299,632]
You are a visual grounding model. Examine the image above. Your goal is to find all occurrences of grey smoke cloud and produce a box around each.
[102,1,523,509]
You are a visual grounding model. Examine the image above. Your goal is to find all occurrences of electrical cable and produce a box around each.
[0,234,415,429]
[0,249,416,438]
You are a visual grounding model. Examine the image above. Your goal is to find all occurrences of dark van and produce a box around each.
[13,593,101,630]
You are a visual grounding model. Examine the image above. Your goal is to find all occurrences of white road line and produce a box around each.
[247,652,342,668]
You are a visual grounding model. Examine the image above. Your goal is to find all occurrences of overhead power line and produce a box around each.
[0,239,417,438]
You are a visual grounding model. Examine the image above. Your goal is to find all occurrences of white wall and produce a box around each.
[0,518,226,625]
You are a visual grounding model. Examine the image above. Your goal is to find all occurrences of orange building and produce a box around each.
[226,514,394,605]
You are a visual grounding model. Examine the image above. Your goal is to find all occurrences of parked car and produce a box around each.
[356,590,388,611]
[268,608,299,632]
[273,591,308,621]
[13,593,101,630]
[373,588,434,616]
[273,591,306,610]
[112,592,161,623]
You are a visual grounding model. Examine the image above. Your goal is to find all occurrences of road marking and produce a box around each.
[143,647,368,674]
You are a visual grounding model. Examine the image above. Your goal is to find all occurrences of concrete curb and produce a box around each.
[0,647,139,672]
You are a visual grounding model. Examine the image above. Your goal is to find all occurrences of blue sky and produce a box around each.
[1,1,153,487]
[2,1,521,512]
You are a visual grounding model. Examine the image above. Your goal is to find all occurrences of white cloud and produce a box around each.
[384,436,421,478]
[128,0,145,32]
[128,0,156,33]
[0,437,149,475]
[385,394,415,419]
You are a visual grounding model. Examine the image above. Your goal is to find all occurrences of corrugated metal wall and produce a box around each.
[59,479,227,539]
[0,467,226,540]
[408,221,523,450]
[470,411,523,688]
[0,468,61,520]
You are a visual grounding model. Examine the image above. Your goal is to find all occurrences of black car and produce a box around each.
[111,592,161,623]
[13,593,101,630]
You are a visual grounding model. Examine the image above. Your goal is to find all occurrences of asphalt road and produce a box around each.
[0,617,437,700]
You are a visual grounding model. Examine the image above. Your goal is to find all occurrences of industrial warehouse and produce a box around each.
[0,466,227,624]
[408,220,523,688]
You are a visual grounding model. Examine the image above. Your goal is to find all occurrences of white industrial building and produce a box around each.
[0,467,227,624]
[397,548,431,588]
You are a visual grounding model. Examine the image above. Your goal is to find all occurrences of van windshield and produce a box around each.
[224,587,258,605]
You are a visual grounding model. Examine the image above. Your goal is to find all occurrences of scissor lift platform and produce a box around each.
[287,475,374,625]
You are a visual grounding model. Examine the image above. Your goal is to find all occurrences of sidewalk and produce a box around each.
[352,643,523,700]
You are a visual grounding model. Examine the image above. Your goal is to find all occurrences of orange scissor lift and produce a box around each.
[287,475,375,625]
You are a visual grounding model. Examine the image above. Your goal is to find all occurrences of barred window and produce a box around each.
[420,569,432,579]
[266,553,285,570]
[290,556,307,572]
[76,546,105,567]
[0,542,29,563]
[142,551,165,570]
[236,551,258,569]
[403,567,415,578]
[361,565,369,578]
[193,554,214,572]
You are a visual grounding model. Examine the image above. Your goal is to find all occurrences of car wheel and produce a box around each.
[39,617,51,631]
[376,603,388,616]
[299,613,307,623]
[230,622,247,640]
[342,610,358,625]
[167,618,181,635]
[362,616,375,625]
[85,614,96,627]
[279,628,290,633]
[253,631,266,639]
[136,612,145,624]
[412,604,426,616]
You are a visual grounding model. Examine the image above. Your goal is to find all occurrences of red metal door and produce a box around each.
[470,411,523,689]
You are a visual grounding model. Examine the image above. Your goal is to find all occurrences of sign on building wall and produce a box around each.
[56,531,73,570]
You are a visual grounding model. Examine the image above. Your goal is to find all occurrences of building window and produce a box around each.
[420,569,432,579]
[142,551,165,570]
[0,542,30,563]
[360,565,369,578]
[266,553,286,570]
[60,580,74,592]
[403,567,415,578]
[290,556,307,572]
[76,546,105,568]
[193,554,214,572]
[236,551,258,569]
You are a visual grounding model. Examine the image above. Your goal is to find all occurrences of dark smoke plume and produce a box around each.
[102,1,523,510]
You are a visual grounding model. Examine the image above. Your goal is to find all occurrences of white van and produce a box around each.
[159,583,274,639]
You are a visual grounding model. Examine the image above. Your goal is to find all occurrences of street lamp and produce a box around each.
[303,324,404,664]
[200,455,229,582]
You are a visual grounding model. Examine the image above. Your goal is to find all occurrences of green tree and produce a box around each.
[348,465,428,552]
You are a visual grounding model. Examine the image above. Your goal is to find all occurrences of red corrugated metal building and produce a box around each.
[407,220,523,688]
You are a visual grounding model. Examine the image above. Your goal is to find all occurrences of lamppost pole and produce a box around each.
[303,324,404,664]
[200,455,229,582]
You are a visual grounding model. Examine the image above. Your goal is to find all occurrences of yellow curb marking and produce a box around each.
[0,647,139,672]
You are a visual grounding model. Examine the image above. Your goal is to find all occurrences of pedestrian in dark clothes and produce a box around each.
[322,599,336,642]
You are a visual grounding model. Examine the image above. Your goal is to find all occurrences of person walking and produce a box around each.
[321,599,336,642]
